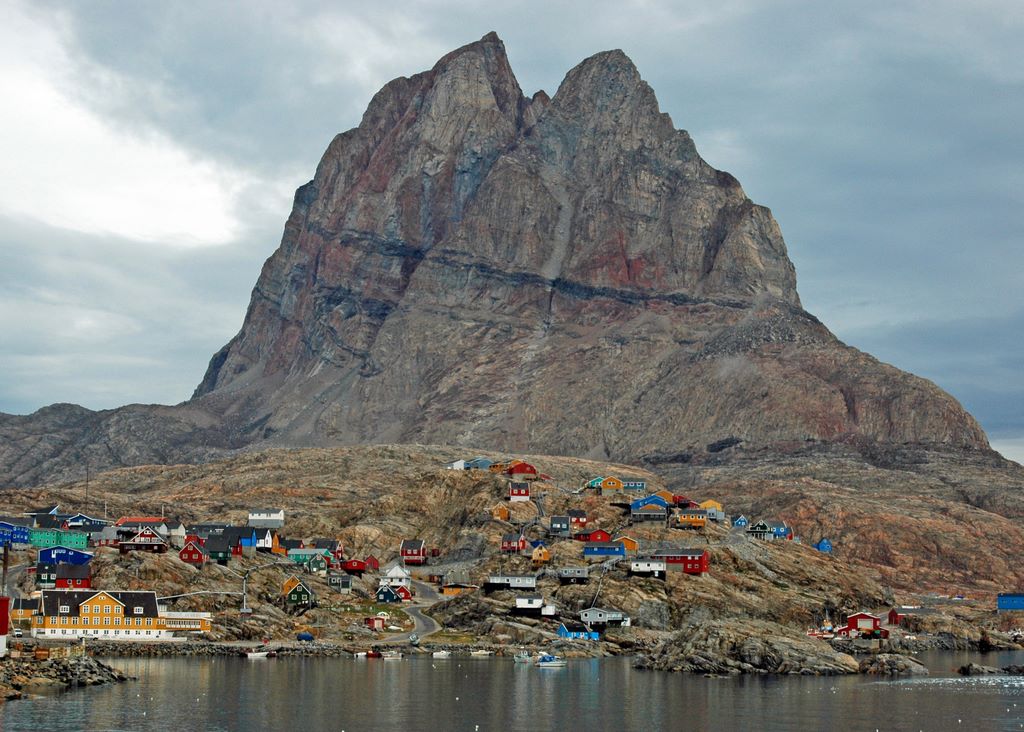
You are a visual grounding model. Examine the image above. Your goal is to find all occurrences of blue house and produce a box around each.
[730,515,749,528]
[558,621,599,640]
[629,495,670,512]
[622,481,647,492]
[376,585,401,603]
[0,521,31,545]
[583,542,626,558]
[465,457,494,470]
[814,538,833,553]
[768,520,792,540]
[39,546,93,565]
[997,594,1024,612]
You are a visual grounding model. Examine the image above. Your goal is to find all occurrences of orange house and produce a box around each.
[654,489,675,503]
[600,477,624,493]
[32,590,211,640]
[491,505,510,521]
[441,583,477,596]
[677,509,708,529]
[282,575,302,595]
[531,545,552,567]
[614,535,640,553]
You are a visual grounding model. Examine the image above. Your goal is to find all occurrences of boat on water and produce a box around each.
[535,654,567,668]
[382,651,403,660]
[245,650,275,659]
[470,649,494,656]
[513,651,533,663]
[432,650,452,658]
[365,650,383,659]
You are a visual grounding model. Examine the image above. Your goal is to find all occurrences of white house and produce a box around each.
[486,574,538,590]
[444,459,467,470]
[254,528,275,551]
[630,557,667,576]
[579,607,631,627]
[515,595,544,612]
[247,509,285,529]
[381,565,412,589]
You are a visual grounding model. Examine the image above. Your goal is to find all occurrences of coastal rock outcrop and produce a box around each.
[858,653,929,675]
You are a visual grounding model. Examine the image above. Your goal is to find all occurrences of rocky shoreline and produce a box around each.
[0,655,130,701]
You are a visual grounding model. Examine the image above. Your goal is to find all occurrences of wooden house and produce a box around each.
[305,554,329,575]
[400,539,428,566]
[491,505,511,522]
[631,495,670,511]
[558,621,599,641]
[38,546,92,566]
[465,457,494,471]
[34,562,57,588]
[282,575,302,595]
[179,540,207,567]
[484,574,538,591]
[119,528,169,555]
[11,597,38,623]
[445,459,467,470]
[600,477,624,494]
[624,480,648,492]
[653,548,709,575]
[441,582,477,596]
[382,565,412,588]
[673,496,700,509]
[531,544,552,567]
[364,616,386,631]
[394,585,413,601]
[375,585,401,603]
[567,509,588,531]
[32,589,211,640]
[730,515,749,528]
[501,533,528,554]
[768,520,793,540]
[631,505,668,524]
[341,558,368,575]
[253,528,277,552]
[887,606,939,626]
[629,557,667,578]
[364,555,380,571]
[514,595,544,614]
[247,508,285,529]
[285,580,315,607]
[583,541,625,558]
[55,563,91,589]
[814,538,833,553]
[549,515,570,536]
[584,477,604,490]
[614,535,640,554]
[574,528,611,543]
[508,481,531,502]
[837,612,888,639]
[29,527,88,549]
[204,534,233,565]
[699,500,725,522]
[676,509,708,530]
[506,462,539,481]
[557,566,589,585]
[328,572,353,593]
[579,607,630,627]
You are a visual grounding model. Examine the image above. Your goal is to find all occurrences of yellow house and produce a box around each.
[677,509,708,530]
[600,477,624,493]
[654,489,675,504]
[531,545,552,567]
[491,505,510,522]
[699,499,723,512]
[614,535,640,553]
[32,590,211,640]
[11,597,38,623]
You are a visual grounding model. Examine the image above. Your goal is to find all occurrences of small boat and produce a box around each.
[535,654,567,668]
[470,649,493,656]
[382,651,403,660]
[245,651,271,659]
[432,650,452,658]
[513,651,532,663]
[353,652,367,658]
[365,650,383,659]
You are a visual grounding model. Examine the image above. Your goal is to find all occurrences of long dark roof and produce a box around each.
[40,589,160,617]
[56,564,91,579]
[204,535,231,553]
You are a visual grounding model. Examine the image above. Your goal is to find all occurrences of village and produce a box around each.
[0,451,995,669]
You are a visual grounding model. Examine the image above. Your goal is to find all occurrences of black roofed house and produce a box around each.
[33,514,64,530]
[579,606,631,628]
[55,563,91,589]
[204,534,232,565]
[188,523,230,539]
[285,579,316,607]
[118,528,168,555]
[311,538,343,558]
[279,538,305,552]
[34,562,57,588]
[746,520,773,541]
[222,527,259,557]
[629,556,667,578]
[501,533,528,554]
[400,538,427,566]
[328,571,352,593]
[549,516,570,537]
[630,505,668,524]
[24,505,59,527]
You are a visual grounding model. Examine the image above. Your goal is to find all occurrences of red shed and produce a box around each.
[364,616,385,631]
[508,482,531,502]
[54,564,91,589]
[364,555,380,571]
[575,529,611,543]
[395,585,413,601]
[838,612,889,639]
[341,559,367,575]
[401,539,428,566]
[654,548,709,575]
[501,533,528,553]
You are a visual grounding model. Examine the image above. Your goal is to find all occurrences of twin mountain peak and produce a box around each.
[0,33,990,487]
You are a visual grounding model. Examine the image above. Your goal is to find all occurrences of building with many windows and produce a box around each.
[31,590,211,640]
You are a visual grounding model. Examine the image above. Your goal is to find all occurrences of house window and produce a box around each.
[59,605,69,613]
[72,618,78,625]
[103,618,111,625]
[146,618,153,626]
[104,606,111,614]
[115,606,122,614]
[134,606,144,614]
[114,618,121,626]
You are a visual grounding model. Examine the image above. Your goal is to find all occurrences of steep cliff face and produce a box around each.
[0,33,990,487]
[191,33,985,459]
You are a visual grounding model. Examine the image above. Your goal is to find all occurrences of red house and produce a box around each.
[119,527,168,555]
[653,548,709,575]
[506,462,539,480]
[401,539,428,566]
[341,559,368,576]
[395,585,413,601]
[838,612,889,639]
[364,555,380,571]
[508,482,531,502]
[568,509,588,530]
[184,533,204,547]
[364,616,385,631]
[55,564,91,589]
[575,529,611,543]
[501,533,528,553]
[179,540,207,567]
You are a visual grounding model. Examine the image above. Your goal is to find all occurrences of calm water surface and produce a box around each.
[5,651,1024,731]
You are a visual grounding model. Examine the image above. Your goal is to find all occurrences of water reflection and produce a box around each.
[4,651,1024,731]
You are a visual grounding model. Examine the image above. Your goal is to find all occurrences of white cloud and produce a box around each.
[0,2,251,246]
[990,438,1024,466]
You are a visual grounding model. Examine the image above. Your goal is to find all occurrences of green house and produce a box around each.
[29,528,88,549]
[305,555,328,575]
[287,581,315,606]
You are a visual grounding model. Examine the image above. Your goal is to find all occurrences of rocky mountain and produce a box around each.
[0,33,997,488]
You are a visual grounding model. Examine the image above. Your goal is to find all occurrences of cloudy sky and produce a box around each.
[1,0,1021,460]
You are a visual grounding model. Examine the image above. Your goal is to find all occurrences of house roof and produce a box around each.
[311,538,339,549]
[26,505,59,516]
[584,542,624,549]
[557,566,588,575]
[400,539,425,551]
[279,538,304,550]
[766,520,789,529]
[56,564,90,580]
[248,509,283,515]
[12,597,38,611]
[181,540,207,555]
[34,515,64,529]
[204,535,231,553]
[561,621,590,632]
[502,533,525,543]
[0,516,31,527]
[567,509,587,518]
[40,589,159,617]
[651,547,707,558]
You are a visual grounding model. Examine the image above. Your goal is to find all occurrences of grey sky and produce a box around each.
[1,0,1021,460]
